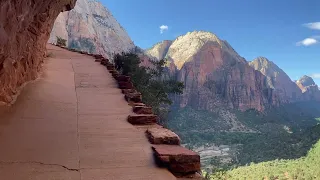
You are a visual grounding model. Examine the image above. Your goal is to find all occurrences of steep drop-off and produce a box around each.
[0,0,76,104]
[49,0,135,59]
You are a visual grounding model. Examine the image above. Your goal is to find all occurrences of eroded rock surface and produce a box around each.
[0,0,76,104]
[296,75,320,101]
[49,0,135,59]
[147,31,278,111]
[249,57,303,102]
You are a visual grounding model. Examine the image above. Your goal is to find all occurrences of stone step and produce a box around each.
[127,114,158,125]
[133,106,152,114]
[118,81,134,89]
[93,54,103,59]
[116,75,130,82]
[106,65,115,70]
[146,127,181,145]
[112,73,119,79]
[99,58,109,64]
[176,172,204,180]
[111,71,120,78]
[125,93,142,103]
[128,102,146,107]
[152,145,200,175]
[122,89,137,95]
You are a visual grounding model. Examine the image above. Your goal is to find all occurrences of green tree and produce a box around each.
[113,53,184,126]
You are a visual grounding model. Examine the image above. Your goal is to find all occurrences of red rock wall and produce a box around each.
[169,42,280,112]
[0,0,76,104]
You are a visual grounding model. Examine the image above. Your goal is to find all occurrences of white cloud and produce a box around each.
[311,74,320,79]
[303,22,320,30]
[160,25,169,34]
[296,38,318,46]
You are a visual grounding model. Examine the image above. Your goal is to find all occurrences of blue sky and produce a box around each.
[102,0,320,84]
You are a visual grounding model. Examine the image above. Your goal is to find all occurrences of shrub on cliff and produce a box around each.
[56,36,67,47]
[114,52,184,125]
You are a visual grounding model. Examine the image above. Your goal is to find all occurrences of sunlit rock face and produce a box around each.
[147,31,279,112]
[0,0,77,104]
[249,57,303,103]
[49,0,135,59]
[296,75,320,101]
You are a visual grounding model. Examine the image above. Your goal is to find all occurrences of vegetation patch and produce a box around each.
[69,37,96,54]
[56,36,67,47]
[205,138,320,179]
[113,53,184,125]
[168,103,320,174]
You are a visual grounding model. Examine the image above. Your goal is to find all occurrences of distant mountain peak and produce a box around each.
[249,57,282,77]
[249,57,302,101]
[249,57,276,67]
[297,75,316,87]
[146,30,244,69]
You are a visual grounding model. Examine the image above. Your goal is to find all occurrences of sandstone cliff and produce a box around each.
[145,40,173,60]
[0,0,76,104]
[49,0,135,59]
[296,75,320,101]
[249,57,302,102]
[147,31,278,112]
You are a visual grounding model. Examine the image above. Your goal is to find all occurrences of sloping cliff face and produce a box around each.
[249,57,302,102]
[148,31,278,111]
[49,0,135,59]
[145,40,173,60]
[296,76,320,101]
[0,0,76,104]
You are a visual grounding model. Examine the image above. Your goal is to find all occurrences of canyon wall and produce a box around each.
[0,0,76,104]
[147,31,279,112]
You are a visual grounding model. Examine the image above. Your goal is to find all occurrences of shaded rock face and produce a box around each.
[0,0,76,104]
[249,57,303,102]
[296,76,320,101]
[49,0,135,59]
[148,31,278,111]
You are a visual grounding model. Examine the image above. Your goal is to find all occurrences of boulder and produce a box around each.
[127,114,158,125]
[146,127,181,145]
[152,145,200,174]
